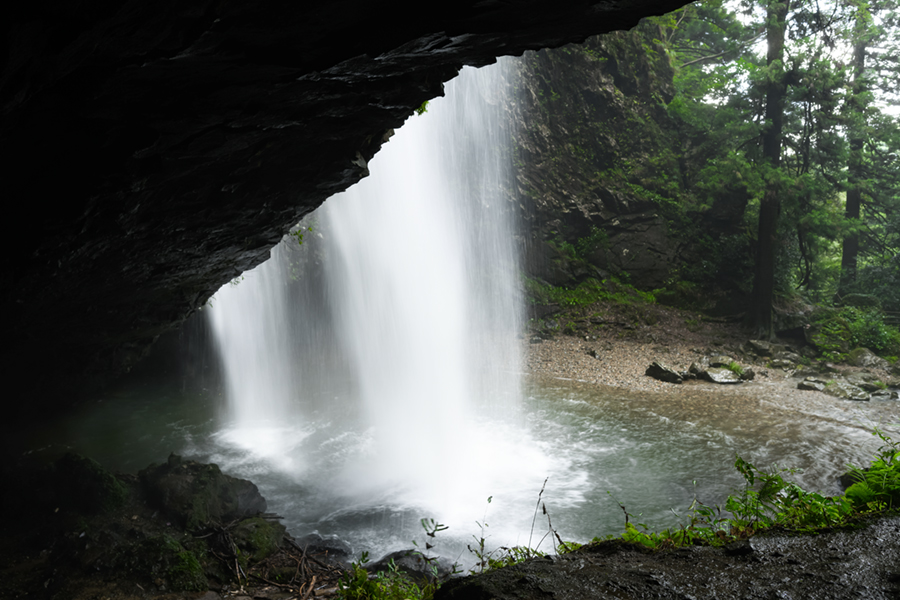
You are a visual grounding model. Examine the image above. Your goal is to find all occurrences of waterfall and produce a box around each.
[323,59,524,500]
[206,58,552,554]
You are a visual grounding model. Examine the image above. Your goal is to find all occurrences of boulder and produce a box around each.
[294,533,353,565]
[823,381,870,401]
[689,358,710,375]
[645,362,683,384]
[798,377,829,393]
[847,348,890,370]
[708,355,735,368]
[845,373,885,392]
[774,351,804,363]
[139,454,267,529]
[743,340,785,357]
[53,453,127,514]
[769,358,795,370]
[739,367,756,381]
[699,367,742,384]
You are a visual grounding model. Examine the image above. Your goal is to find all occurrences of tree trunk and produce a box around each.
[751,0,789,339]
[838,21,868,298]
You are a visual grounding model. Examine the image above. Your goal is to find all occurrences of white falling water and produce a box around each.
[207,59,559,555]
[323,59,524,502]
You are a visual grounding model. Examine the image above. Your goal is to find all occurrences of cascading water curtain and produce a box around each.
[322,57,542,519]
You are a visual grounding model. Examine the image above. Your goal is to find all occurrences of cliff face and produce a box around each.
[1,0,690,417]
[513,27,685,289]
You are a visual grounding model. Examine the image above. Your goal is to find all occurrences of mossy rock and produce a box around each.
[139,454,266,529]
[232,517,286,563]
[167,548,208,591]
[127,535,208,592]
[53,453,127,514]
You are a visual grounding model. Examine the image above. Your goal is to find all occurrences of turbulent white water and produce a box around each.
[205,59,565,557]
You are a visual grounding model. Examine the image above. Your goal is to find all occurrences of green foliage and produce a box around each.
[524,277,655,308]
[812,306,900,358]
[591,431,900,553]
[574,226,609,258]
[415,101,429,116]
[844,427,900,510]
[725,361,743,376]
[291,224,313,246]
[338,553,435,600]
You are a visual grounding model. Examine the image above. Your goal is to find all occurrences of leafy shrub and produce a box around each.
[844,428,900,509]
[574,226,609,258]
[811,307,900,358]
[338,553,434,600]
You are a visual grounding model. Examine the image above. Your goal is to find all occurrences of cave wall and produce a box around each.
[1,0,691,418]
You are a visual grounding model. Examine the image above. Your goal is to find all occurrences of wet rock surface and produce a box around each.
[139,453,267,529]
[699,366,743,384]
[436,515,900,599]
[645,361,683,384]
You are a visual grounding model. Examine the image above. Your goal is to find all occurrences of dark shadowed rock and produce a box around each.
[232,517,286,562]
[435,517,900,600]
[53,453,127,514]
[646,361,683,384]
[1,0,691,420]
[295,533,354,565]
[139,454,266,529]
[744,339,784,357]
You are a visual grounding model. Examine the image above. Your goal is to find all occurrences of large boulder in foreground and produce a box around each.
[139,454,267,529]
[435,516,900,599]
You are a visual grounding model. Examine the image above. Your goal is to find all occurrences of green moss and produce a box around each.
[167,550,208,592]
[233,517,285,563]
[54,453,127,514]
[525,276,655,308]
[129,535,209,592]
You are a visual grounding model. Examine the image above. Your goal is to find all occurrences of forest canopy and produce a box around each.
[637,0,900,335]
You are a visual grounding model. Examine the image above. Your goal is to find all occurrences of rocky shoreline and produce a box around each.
[523,301,900,423]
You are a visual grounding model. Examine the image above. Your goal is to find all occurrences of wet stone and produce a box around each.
[708,355,735,368]
[700,367,742,384]
[823,380,870,401]
[645,361,683,384]
[798,377,829,393]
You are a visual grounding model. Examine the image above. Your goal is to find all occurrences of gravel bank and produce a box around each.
[522,302,900,429]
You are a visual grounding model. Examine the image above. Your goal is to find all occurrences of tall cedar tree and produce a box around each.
[752,0,790,338]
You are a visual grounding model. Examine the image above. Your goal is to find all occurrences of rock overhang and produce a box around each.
[0,0,690,420]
